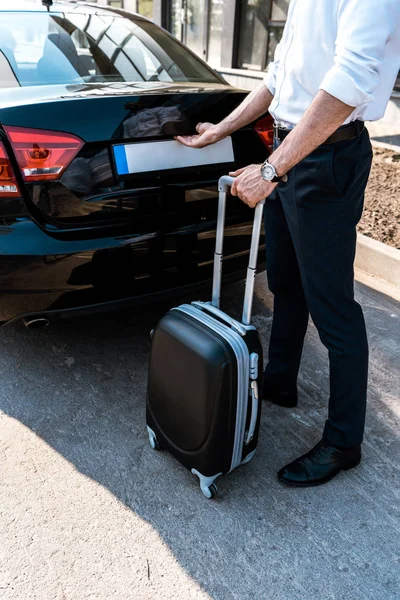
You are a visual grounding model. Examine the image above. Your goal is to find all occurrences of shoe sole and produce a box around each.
[277,457,361,488]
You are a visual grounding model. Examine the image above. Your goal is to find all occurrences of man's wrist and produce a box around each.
[267,154,286,178]
[215,120,236,141]
[213,125,225,142]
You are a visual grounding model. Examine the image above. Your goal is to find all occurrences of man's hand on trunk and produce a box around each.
[174,83,274,149]
[175,122,222,148]
[229,164,278,208]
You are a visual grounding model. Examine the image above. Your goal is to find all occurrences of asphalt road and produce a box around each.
[1,274,399,600]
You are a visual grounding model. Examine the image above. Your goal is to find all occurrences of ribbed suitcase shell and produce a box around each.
[147,306,263,483]
[146,176,265,498]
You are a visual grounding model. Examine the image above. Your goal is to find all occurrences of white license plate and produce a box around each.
[113,137,234,176]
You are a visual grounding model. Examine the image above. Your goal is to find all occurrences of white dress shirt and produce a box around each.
[264,0,400,127]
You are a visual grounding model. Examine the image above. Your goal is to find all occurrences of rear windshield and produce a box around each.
[0,11,221,88]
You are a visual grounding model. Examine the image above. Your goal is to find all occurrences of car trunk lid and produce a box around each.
[0,83,270,236]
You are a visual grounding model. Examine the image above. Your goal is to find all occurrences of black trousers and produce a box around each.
[264,128,373,448]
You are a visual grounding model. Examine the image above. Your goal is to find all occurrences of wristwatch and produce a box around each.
[260,160,287,183]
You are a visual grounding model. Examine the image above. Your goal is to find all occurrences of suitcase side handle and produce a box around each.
[245,380,259,445]
[212,176,265,325]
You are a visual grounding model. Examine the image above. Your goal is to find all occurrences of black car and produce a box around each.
[0,0,272,327]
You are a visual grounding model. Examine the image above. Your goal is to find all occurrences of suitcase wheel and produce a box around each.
[147,426,161,451]
[191,469,220,499]
[203,483,218,499]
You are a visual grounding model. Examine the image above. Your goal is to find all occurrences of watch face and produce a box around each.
[262,162,276,181]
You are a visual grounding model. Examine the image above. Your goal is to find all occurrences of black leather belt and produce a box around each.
[273,120,365,145]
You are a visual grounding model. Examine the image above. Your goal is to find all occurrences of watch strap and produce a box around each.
[270,174,283,183]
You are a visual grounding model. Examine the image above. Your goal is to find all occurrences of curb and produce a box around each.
[355,141,400,293]
[355,233,400,290]
[370,139,400,153]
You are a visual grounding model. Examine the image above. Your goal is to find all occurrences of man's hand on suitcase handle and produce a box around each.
[229,165,278,208]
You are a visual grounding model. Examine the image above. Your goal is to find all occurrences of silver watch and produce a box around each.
[260,160,286,183]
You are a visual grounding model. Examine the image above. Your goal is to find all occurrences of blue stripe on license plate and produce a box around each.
[113,145,129,176]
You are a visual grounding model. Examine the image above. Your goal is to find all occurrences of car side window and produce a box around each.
[0,50,19,89]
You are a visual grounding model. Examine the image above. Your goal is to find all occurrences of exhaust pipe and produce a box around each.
[22,317,50,330]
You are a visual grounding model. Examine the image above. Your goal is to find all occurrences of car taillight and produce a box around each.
[0,142,20,197]
[4,126,84,182]
[255,115,274,152]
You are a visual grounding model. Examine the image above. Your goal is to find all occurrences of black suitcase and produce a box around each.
[146,176,264,498]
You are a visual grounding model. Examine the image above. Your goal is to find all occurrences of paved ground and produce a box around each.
[1,274,399,600]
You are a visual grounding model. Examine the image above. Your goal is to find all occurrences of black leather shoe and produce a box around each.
[277,439,361,487]
[263,379,298,407]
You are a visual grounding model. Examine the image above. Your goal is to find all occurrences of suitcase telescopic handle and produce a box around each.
[212,176,265,326]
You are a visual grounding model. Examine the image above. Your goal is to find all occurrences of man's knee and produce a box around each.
[310,300,368,356]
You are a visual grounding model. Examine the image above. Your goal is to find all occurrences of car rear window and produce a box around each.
[0,11,221,88]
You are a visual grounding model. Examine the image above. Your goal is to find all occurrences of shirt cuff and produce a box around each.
[264,69,276,96]
[319,65,374,108]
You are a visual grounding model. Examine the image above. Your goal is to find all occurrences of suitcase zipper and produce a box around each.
[191,301,249,336]
[174,304,250,472]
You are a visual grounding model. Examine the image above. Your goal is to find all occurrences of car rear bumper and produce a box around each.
[0,218,265,325]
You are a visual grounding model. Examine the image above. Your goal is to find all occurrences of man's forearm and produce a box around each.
[217,83,274,137]
[269,90,355,176]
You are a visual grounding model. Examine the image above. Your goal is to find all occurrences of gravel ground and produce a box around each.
[360,148,400,249]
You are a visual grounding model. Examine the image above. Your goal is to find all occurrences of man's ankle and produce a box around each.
[263,378,298,407]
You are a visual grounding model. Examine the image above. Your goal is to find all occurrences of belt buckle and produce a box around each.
[273,122,279,139]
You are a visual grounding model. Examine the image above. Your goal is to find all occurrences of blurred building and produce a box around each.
[94,0,290,89]
[97,0,400,98]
